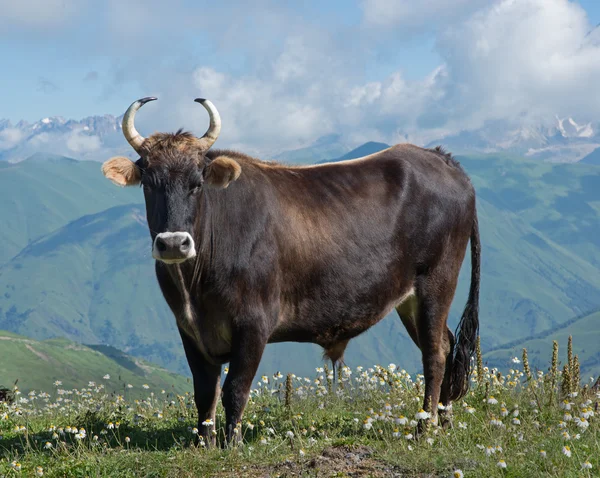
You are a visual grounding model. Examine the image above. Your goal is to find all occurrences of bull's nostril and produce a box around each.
[181,237,191,248]
[156,239,167,252]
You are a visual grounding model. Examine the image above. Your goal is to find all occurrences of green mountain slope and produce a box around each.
[450,196,600,348]
[0,204,186,375]
[0,150,598,379]
[483,309,600,378]
[0,154,138,266]
[458,153,600,269]
[0,330,191,395]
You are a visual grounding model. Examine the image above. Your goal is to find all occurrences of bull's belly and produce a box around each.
[270,286,415,347]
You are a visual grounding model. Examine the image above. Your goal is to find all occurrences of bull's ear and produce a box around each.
[203,156,241,189]
[101,156,141,187]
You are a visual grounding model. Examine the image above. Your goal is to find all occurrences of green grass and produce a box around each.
[0,330,191,397]
[1,336,598,477]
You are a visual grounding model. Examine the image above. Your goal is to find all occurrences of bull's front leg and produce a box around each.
[179,330,222,447]
[221,320,268,445]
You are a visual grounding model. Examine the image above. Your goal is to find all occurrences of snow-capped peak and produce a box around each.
[41,118,51,124]
[556,116,594,138]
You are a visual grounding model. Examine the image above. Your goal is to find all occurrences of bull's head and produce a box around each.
[101,98,241,264]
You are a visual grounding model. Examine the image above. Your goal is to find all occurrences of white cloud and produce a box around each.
[0,128,25,151]
[128,0,599,153]
[66,130,101,153]
[187,65,336,153]
[431,0,600,129]
[2,0,599,157]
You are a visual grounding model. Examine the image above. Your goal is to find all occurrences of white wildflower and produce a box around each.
[415,409,430,420]
[395,416,408,425]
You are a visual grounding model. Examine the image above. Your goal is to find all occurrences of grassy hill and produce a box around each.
[0,151,598,381]
[483,309,600,377]
[0,330,191,395]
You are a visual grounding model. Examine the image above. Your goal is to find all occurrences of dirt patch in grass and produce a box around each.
[221,445,442,478]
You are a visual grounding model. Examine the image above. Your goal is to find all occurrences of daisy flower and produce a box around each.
[415,409,430,420]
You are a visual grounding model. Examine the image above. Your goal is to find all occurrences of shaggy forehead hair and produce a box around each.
[140,130,204,166]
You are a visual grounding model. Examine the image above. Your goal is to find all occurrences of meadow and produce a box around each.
[1,337,598,477]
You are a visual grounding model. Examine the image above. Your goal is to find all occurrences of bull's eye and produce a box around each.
[189,186,201,196]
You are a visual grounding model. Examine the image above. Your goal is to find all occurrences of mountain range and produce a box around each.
[0,143,599,382]
[425,117,600,163]
[1,113,600,165]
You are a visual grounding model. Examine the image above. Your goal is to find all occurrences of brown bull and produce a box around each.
[102,97,481,445]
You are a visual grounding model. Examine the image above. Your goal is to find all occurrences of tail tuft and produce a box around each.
[449,209,481,402]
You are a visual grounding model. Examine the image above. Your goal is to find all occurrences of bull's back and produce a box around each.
[269,145,474,345]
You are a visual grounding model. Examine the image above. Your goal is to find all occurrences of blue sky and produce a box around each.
[1,0,599,152]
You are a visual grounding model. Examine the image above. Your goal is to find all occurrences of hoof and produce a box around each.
[414,419,428,439]
[440,414,453,430]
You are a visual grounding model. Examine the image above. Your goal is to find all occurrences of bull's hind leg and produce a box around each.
[438,327,456,429]
[414,266,461,436]
[324,340,349,390]
[396,293,419,348]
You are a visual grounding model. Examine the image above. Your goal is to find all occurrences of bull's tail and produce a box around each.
[449,205,481,402]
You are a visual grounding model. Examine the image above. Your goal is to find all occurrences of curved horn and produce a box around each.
[122,97,157,153]
[194,98,221,151]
